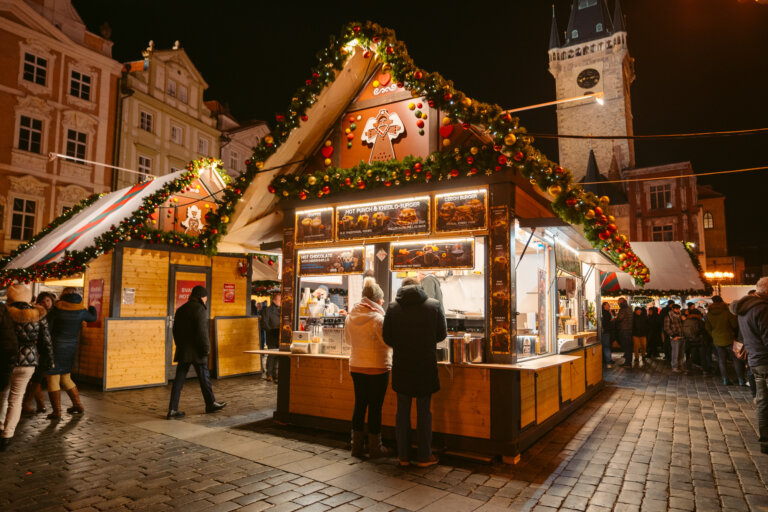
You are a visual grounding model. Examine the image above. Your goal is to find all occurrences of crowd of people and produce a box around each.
[0,285,96,451]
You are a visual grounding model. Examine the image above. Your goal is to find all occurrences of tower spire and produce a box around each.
[613,0,626,32]
[549,4,561,49]
[564,0,614,47]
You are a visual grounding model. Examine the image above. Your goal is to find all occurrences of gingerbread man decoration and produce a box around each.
[362,109,405,163]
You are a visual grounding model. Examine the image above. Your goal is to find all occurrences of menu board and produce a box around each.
[489,206,512,355]
[295,208,334,244]
[390,239,474,270]
[337,197,430,240]
[279,228,295,349]
[298,247,365,276]
[555,240,582,276]
[435,189,487,233]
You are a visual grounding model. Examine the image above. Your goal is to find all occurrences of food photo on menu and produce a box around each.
[295,208,333,243]
[337,197,429,240]
[390,239,474,270]
[436,190,487,232]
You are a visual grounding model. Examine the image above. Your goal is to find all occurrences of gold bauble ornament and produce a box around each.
[221,215,230,223]
[366,170,373,177]
[264,135,273,144]
[282,190,289,197]
[504,133,517,146]
[585,209,595,219]
[442,139,451,147]
[324,175,330,182]
[462,97,472,107]
[442,117,451,126]
[599,195,610,205]
[548,185,563,196]
[470,147,478,155]
[308,176,317,185]
[324,158,332,166]
[256,161,264,169]
[324,140,332,147]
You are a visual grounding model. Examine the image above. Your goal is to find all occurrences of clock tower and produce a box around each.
[548,0,635,181]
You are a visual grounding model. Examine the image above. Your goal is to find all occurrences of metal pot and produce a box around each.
[466,336,484,363]
[450,337,468,363]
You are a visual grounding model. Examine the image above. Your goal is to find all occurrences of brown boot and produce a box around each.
[32,382,46,413]
[65,386,84,414]
[351,430,366,458]
[47,390,61,420]
[368,433,393,459]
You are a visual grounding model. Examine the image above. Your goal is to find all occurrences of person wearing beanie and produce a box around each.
[344,279,392,459]
[0,284,53,450]
[167,286,226,419]
[44,287,97,419]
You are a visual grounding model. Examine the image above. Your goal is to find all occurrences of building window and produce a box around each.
[140,110,153,132]
[571,30,579,39]
[167,79,177,98]
[171,124,183,145]
[578,0,597,8]
[652,225,674,242]
[649,184,672,210]
[138,155,152,179]
[70,70,91,100]
[23,52,47,85]
[596,23,603,32]
[230,151,239,172]
[198,137,209,156]
[178,84,188,104]
[65,129,87,161]
[11,197,36,240]
[18,116,43,153]
[703,211,714,229]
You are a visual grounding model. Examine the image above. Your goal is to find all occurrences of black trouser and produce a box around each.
[168,361,215,411]
[265,329,280,379]
[351,371,390,435]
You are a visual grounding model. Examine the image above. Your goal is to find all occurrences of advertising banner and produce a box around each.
[435,189,487,233]
[87,278,103,328]
[223,283,236,303]
[489,206,512,355]
[298,247,365,276]
[390,239,474,270]
[337,197,430,240]
[295,207,334,244]
[176,280,205,308]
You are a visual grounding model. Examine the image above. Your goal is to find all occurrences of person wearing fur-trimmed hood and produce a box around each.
[0,283,53,450]
[44,287,97,420]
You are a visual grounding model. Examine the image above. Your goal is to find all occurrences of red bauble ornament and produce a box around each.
[405,169,411,176]
[372,36,380,43]
[469,168,478,175]
[352,26,361,33]
[413,71,423,80]
[301,115,308,122]
[598,231,611,241]
[513,151,524,162]
[298,191,308,200]
[316,191,324,198]
[357,180,366,189]
[416,119,424,128]
[384,181,391,187]
[268,185,276,194]
[427,99,435,108]
[363,50,371,59]
[322,186,330,194]
[414,162,422,171]
[554,166,564,175]
[566,197,578,207]
[607,223,618,233]
[466,156,474,164]
[450,169,459,177]
[594,206,604,216]
[444,92,453,101]
[276,114,285,123]
[462,121,470,130]
[498,155,507,165]
[417,103,422,108]
[425,172,433,180]
[245,159,251,166]
[344,177,352,185]
[386,46,394,55]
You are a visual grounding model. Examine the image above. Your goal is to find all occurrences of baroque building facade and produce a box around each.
[0,0,121,254]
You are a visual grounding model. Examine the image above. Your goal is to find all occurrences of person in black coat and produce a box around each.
[646,307,663,359]
[632,307,648,367]
[261,293,281,382]
[383,278,447,468]
[167,286,226,419]
[600,303,614,369]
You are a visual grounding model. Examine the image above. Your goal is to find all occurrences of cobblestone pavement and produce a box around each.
[2,356,767,511]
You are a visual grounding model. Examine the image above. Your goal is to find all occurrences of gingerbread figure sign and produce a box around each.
[181,204,203,235]
[362,109,405,163]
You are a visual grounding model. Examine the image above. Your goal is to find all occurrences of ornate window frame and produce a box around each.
[18,38,55,96]
[6,176,47,240]
[66,61,97,110]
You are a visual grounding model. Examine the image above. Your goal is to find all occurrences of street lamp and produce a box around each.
[704,271,734,295]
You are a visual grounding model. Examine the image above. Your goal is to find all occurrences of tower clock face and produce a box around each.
[577,68,600,89]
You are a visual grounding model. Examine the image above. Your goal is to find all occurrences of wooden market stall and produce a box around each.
[221,23,644,461]
[0,161,277,391]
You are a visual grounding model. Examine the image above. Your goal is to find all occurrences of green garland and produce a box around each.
[252,280,280,295]
[0,192,102,271]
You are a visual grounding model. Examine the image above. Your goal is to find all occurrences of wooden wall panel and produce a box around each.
[288,358,491,439]
[560,362,572,403]
[570,349,586,399]
[586,345,602,387]
[536,367,559,423]
[77,252,112,379]
[520,370,535,428]
[216,317,261,377]
[105,319,166,390]
[170,252,210,267]
[121,248,169,318]
[211,255,248,318]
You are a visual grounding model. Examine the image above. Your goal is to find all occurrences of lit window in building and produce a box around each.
[23,53,47,85]
[703,212,714,229]
[649,184,672,210]
[140,110,153,132]
[138,155,152,181]
[652,225,674,241]
[19,116,42,153]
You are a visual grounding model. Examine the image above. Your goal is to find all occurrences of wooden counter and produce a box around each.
[248,349,603,460]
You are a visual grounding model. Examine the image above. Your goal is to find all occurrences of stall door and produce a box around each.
[167,265,211,380]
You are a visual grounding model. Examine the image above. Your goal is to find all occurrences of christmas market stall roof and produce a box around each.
[0,166,222,285]
[211,21,650,286]
[600,242,711,297]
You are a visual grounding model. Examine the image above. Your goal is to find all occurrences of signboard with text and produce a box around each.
[298,247,365,276]
[390,239,474,271]
[175,280,205,308]
[87,278,103,328]
[223,283,235,303]
[336,197,430,240]
[295,207,334,245]
[435,189,487,233]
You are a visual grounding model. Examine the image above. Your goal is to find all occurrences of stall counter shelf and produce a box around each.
[246,347,602,462]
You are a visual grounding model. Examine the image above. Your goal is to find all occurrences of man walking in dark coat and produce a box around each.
[167,286,226,419]
[730,277,768,454]
[615,297,634,367]
[383,277,447,467]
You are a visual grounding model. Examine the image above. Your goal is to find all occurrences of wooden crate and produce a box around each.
[520,370,535,428]
[216,317,261,377]
[78,252,112,379]
[104,318,166,390]
[535,366,559,423]
[288,358,491,439]
[121,248,169,318]
[586,345,603,387]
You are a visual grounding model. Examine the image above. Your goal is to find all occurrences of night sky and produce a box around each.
[72,0,768,267]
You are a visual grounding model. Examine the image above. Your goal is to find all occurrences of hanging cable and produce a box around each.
[580,166,768,185]
[526,127,768,140]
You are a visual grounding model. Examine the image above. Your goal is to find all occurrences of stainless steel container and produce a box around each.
[450,337,468,363]
[466,336,484,363]
[436,340,450,362]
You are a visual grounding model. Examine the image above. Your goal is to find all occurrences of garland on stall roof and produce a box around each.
[0,170,201,286]
[684,241,714,295]
[0,192,103,271]
[252,280,281,295]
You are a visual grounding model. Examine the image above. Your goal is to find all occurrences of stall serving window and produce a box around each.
[514,227,555,360]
